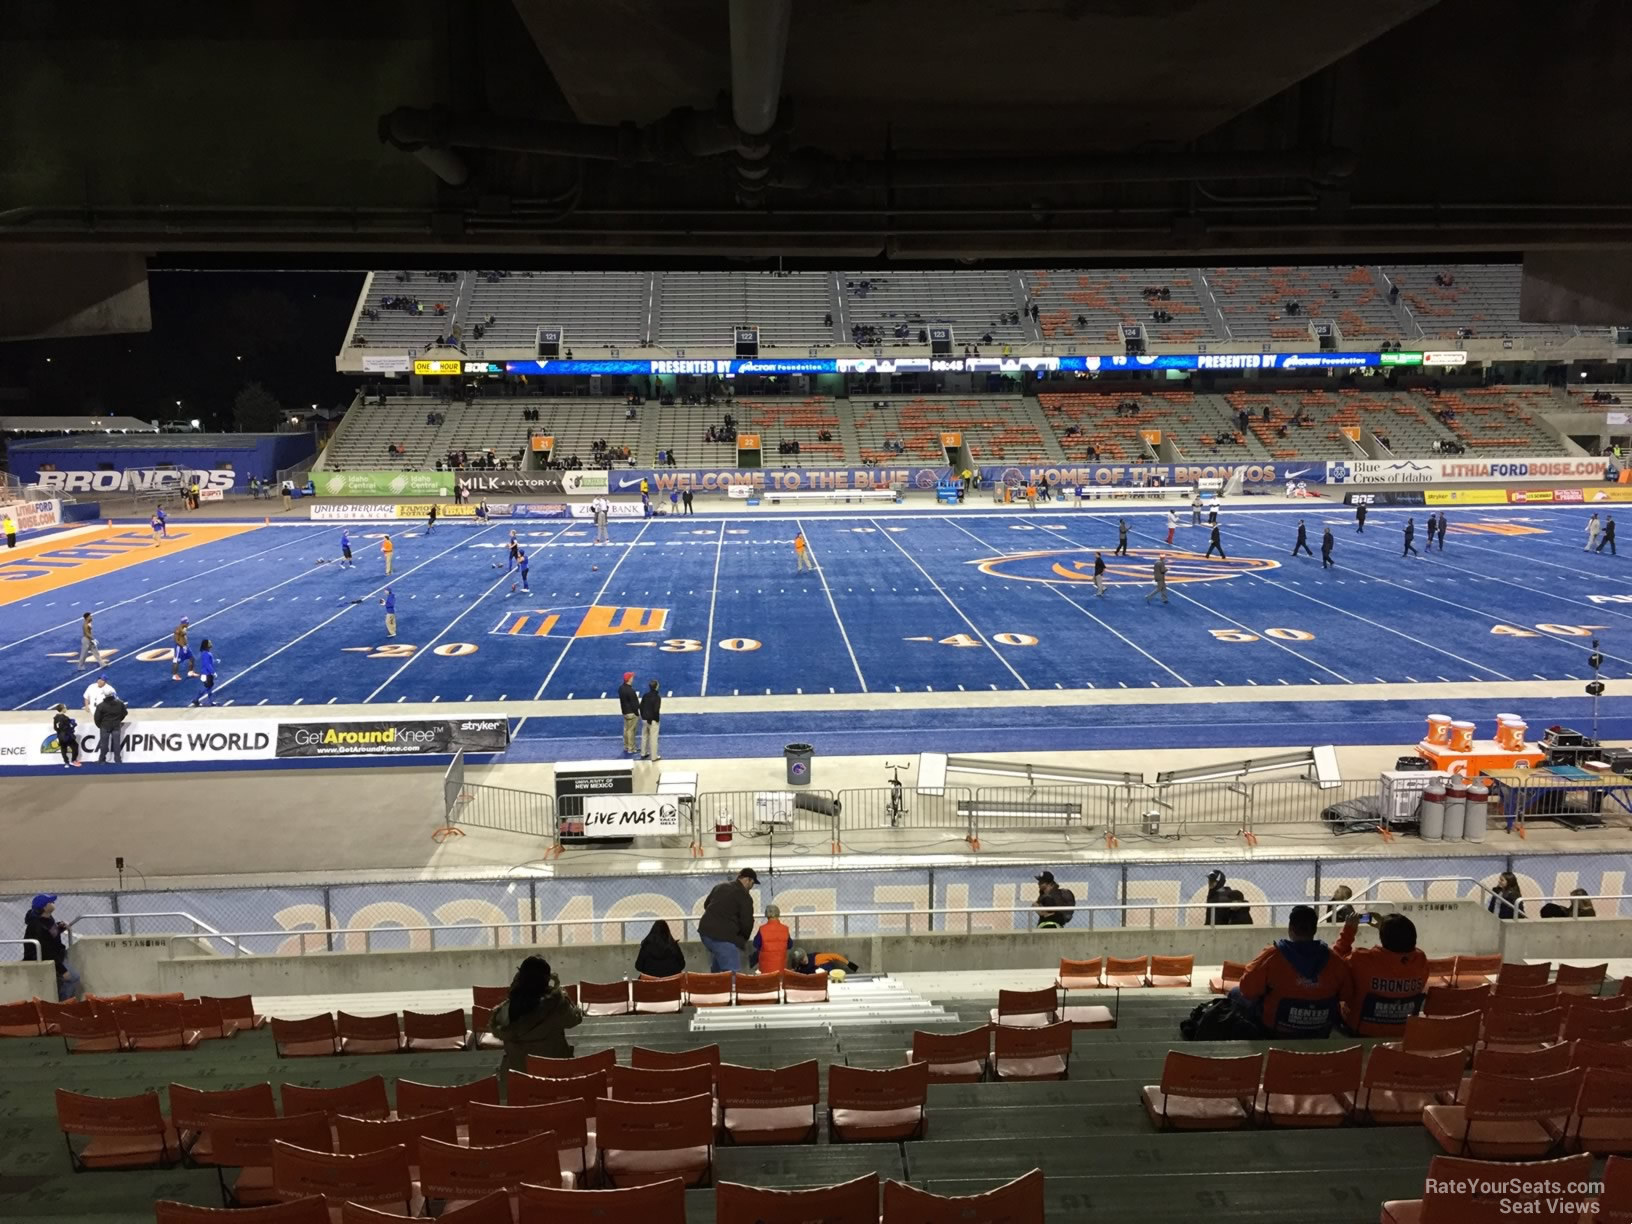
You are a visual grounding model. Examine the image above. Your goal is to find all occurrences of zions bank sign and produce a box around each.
[34,470,237,494]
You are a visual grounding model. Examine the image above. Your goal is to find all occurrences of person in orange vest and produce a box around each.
[1330,912,1427,1037]
[794,530,814,573]
[381,534,394,576]
[751,904,790,972]
[1228,904,1349,1037]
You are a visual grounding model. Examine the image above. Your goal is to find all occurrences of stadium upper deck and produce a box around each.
[340,264,1626,369]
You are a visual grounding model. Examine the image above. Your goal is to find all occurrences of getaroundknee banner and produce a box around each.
[0,718,278,767]
[0,499,62,531]
[275,716,510,759]
[1326,457,1610,486]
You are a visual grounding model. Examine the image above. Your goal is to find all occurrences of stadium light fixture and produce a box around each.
[189,419,200,429]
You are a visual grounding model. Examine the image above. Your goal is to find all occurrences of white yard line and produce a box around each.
[699,520,727,698]
[869,517,1029,690]
[797,519,869,694]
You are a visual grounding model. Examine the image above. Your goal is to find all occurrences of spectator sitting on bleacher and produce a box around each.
[634,920,686,978]
[487,955,583,1074]
[1331,912,1427,1037]
[1228,904,1347,1038]
[1539,888,1596,918]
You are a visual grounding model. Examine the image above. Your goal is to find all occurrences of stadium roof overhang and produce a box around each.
[3,0,1632,334]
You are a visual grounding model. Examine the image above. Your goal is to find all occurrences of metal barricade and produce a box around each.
[1146,779,1252,838]
[457,783,554,838]
[966,784,1116,844]
[443,751,467,825]
[1246,778,1380,832]
[693,789,840,840]
[835,785,973,831]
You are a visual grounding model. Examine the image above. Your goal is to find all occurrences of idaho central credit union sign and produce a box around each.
[977,548,1281,586]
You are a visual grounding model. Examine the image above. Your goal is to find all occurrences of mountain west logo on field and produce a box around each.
[974,549,1280,586]
[492,604,671,639]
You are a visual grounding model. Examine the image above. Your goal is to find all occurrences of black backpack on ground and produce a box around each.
[1180,997,1259,1042]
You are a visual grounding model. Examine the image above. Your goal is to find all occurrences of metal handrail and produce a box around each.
[162,889,1514,958]
[1,938,43,959]
[68,911,257,957]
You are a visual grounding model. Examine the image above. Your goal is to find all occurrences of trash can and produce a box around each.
[784,743,814,786]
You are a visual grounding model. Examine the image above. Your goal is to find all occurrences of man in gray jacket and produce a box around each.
[699,868,759,972]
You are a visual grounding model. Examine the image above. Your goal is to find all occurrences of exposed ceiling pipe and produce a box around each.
[378,104,740,170]
[727,0,793,204]
[769,149,1358,192]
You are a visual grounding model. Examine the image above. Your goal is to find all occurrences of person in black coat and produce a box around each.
[618,672,640,755]
[93,694,127,765]
[1321,527,1335,569]
[1356,503,1367,533]
[638,680,662,761]
[1291,519,1312,557]
[634,920,686,978]
[699,868,759,972]
[1597,516,1617,555]
[1205,524,1226,559]
[1203,869,1230,926]
[23,895,79,999]
[1402,517,1418,557]
[51,704,81,769]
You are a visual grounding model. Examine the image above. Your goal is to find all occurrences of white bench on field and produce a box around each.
[759,488,901,505]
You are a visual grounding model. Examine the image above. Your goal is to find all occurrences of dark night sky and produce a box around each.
[4,271,364,428]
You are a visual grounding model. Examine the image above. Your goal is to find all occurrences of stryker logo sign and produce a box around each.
[35,469,236,494]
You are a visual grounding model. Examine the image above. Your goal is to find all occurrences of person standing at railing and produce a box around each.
[22,895,80,1001]
[1033,872,1076,929]
[751,905,791,970]
[488,955,582,1075]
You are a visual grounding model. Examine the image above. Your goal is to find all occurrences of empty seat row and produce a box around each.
[154,1168,1046,1224]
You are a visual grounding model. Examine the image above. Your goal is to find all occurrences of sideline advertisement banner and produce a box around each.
[1342,491,1425,506]
[571,502,644,520]
[314,471,455,498]
[395,502,481,519]
[308,503,399,521]
[274,716,510,759]
[361,355,412,373]
[1327,457,1609,486]
[0,718,277,768]
[1424,489,1508,506]
[634,461,1308,497]
[35,469,238,496]
[456,471,609,496]
[580,795,685,837]
[0,498,62,532]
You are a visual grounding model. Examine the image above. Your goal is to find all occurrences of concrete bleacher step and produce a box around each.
[1018,395,1069,462]
[690,977,951,1032]
[917,1170,1431,1224]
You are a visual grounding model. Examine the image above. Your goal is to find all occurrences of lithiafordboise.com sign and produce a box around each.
[274,717,510,759]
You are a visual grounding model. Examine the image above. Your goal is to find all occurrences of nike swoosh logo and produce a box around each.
[616,478,641,489]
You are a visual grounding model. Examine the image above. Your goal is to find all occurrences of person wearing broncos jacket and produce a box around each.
[1228,904,1348,1038]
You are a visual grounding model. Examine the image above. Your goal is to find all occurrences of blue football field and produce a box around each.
[3,503,1630,755]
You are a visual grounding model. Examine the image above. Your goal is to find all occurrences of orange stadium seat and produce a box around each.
[685,972,734,1007]
[280,1075,390,1122]
[270,1014,340,1059]
[828,1063,929,1143]
[718,1060,820,1145]
[596,1093,714,1188]
[988,987,1057,1029]
[1424,984,1489,1016]
[156,1198,330,1224]
[335,1012,405,1056]
[907,1027,991,1084]
[334,1108,457,1165]
[0,999,43,1037]
[55,1088,178,1171]
[525,1049,616,1078]
[1424,1069,1580,1158]
[204,1113,333,1207]
[1380,1153,1593,1224]
[506,1070,607,1125]
[631,975,683,1014]
[1600,1156,1632,1224]
[717,1174,879,1224]
[1480,1007,1564,1053]
[342,1190,511,1224]
[1402,1012,1482,1060]
[201,995,265,1032]
[577,981,632,1017]
[1141,1052,1262,1131]
[468,1098,594,1184]
[167,1081,278,1161]
[1495,961,1552,988]
[518,1178,687,1224]
[58,1008,124,1054]
[179,998,234,1042]
[608,1063,715,1104]
[401,1009,471,1052]
[1209,961,1246,995]
[268,1140,417,1217]
[1457,1044,1571,1102]
[630,1044,720,1071]
[733,972,782,1005]
[1254,1046,1362,1127]
[1104,956,1149,989]
[1564,1004,1632,1044]
[1554,963,1608,995]
[1451,954,1503,988]
[1354,1047,1462,1126]
[781,970,828,1004]
[992,1022,1071,1082]
[1147,955,1194,988]
[420,1132,570,1210]
[881,1169,1044,1224]
[1568,1068,1632,1155]
[394,1075,500,1127]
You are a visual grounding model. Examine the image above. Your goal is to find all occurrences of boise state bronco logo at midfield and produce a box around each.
[973,548,1280,585]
